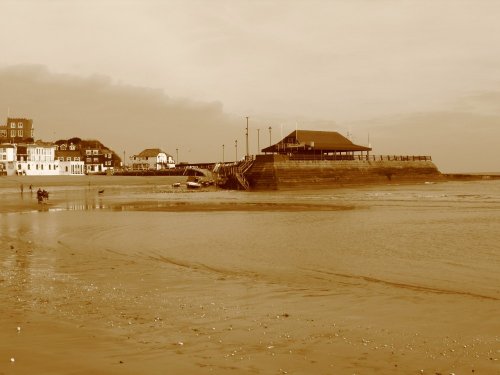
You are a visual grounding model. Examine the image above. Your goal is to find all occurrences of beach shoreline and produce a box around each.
[1,179,499,374]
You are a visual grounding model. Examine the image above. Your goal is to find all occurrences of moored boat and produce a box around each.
[186,181,202,189]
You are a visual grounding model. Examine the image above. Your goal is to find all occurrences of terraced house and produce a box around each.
[55,138,121,174]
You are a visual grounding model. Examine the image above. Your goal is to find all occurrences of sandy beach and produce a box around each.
[1,176,499,374]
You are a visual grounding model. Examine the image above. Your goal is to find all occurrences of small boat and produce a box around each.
[172,182,181,188]
[98,189,105,194]
[186,181,202,189]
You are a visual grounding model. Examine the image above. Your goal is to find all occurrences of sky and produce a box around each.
[1,0,500,172]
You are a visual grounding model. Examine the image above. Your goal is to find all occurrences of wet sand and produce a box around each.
[1,177,499,374]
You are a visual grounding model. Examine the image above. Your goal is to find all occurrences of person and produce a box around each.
[42,190,49,202]
[29,184,33,192]
[37,188,43,204]
[20,184,24,194]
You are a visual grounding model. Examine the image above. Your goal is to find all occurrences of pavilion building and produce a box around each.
[261,130,371,159]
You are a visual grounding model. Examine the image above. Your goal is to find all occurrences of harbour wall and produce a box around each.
[246,154,442,190]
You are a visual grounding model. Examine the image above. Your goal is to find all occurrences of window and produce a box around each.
[65,166,69,172]
[60,144,67,150]
[92,150,98,155]
[86,158,91,162]
[69,144,76,150]
[10,130,16,137]
[74,157,80,161]
[28,164,30,170]
[18,130,23,137]
[10,122,15,128]
[59,157,64,161]
[18,122,23,128]
[0,130,6,137]
[86,150,91,155]
[93,157,99,162]
[67,157,71,161]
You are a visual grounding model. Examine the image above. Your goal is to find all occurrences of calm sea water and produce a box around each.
[2,180,499,300]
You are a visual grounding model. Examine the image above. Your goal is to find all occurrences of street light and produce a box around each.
[176,148,179,164]
[245,116,249,158]
[257,128,260,154]
[235,140,238,161]
[222,144,225,163]
[268,126,272,146]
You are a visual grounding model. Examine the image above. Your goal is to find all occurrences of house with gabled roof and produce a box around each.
[54,138,121,174]
[131,148,175,170]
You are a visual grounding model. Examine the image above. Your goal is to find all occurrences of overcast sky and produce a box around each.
[1,0,500,172]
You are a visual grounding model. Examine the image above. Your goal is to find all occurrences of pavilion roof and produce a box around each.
[262,130,371,153]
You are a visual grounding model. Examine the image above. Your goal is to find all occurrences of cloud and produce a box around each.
[350,103,500,173]
[0,65,244,162]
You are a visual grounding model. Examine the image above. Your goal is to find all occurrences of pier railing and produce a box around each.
[288,154,432,162]
[214,157,255,190]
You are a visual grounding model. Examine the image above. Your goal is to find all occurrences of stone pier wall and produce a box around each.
[247,154,442,190]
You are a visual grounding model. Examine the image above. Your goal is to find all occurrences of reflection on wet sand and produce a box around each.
[1,179,500,374]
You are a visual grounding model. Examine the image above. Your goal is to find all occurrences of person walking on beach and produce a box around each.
[42,190,49,202]
[20,184,24,194]
[37,188,43,204]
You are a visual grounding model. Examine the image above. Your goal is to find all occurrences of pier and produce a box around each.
[212,154,439,191]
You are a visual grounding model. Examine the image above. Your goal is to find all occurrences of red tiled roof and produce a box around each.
[262,130,371,152]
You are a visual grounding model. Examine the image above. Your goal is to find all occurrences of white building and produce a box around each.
[59,161,85,175]
[55,148,85,175]
[16,142,59,176]
[0,144,17,176]
[131,148,175,170]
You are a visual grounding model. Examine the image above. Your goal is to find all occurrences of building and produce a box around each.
[16,141,59,176]
[261,130,371,158]
[55,138,121,174]
[55,145,85,175]
[131,148,175,170]
[0,118,35,144]
[0,144,17,176]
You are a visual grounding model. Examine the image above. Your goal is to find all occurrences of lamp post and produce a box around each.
[235,140,238,161]
[268,126,272,146]
[222,144,225,163]
[257,128,260,154]
[245,116,249,159]
[176,148,179,164]
[123,150,126,168]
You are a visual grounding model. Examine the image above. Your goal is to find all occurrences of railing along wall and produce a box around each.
[214,157,255,190]
[288,154,432,162]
